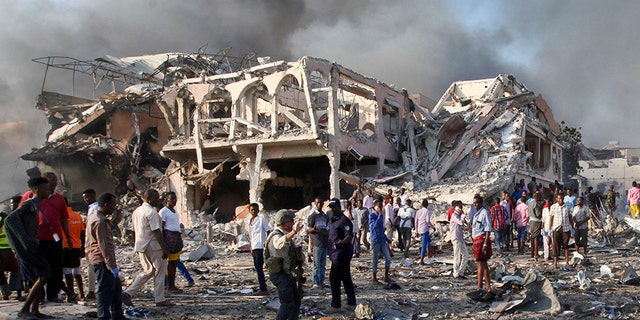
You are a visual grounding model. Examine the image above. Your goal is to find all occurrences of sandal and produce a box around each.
[155,300,175,307]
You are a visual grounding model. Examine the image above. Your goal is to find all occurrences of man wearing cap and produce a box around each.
[326,198,356,313]
[265,209,304,320]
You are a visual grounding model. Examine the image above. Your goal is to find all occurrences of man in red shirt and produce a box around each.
[21,172,72,302]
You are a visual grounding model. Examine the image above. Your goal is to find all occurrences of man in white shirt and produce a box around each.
[396,199,415,258]
[248,203,270,295]
[122,189,173,307]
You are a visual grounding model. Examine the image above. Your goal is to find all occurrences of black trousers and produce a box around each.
[252,249,267,291]
[39,240,62,301]
[94,262,126,320]
[329,257,356,308]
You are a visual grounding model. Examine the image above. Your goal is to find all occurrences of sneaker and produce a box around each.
[85,292,96,300]
[186,281,195,287]
[122,292,134,307]
[255,290,268,296]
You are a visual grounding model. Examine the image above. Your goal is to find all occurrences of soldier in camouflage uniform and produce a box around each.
[605,184,617,216]
[265,209,305,320]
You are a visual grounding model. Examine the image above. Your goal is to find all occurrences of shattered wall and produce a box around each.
[22,51,565,228]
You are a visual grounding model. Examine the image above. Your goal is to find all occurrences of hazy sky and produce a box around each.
[1,0,638,198]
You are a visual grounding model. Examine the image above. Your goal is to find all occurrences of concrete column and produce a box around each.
[248,144,266,204]
[328,145,341,199]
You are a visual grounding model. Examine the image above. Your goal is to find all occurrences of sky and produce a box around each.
[1,0,639,198]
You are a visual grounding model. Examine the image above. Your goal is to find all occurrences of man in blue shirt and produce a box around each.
[369,198,391,283]
[472,195,493,296]
[327,198,356,313]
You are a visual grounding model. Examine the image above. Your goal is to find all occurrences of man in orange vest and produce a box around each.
[61,200,85,301]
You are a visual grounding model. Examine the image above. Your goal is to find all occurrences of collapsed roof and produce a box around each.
[22,49,564,225]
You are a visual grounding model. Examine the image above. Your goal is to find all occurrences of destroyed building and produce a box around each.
[576,141,640,195]
[21,49,565,227]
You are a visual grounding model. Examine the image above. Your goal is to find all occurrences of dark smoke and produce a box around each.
[1,0,638,198]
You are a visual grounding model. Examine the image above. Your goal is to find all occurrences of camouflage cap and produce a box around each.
[274,209,295,225]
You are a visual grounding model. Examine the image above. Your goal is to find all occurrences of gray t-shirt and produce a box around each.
[307,211,330,248]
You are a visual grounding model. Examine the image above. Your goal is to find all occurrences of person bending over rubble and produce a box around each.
[122,189,173,307]
[5,177,52,319]
[86,193,127,320]
[265,209,304,320]
[370,198,391,283]
[471,195,493,295]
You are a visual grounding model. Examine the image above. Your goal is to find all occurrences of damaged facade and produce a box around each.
[22,49,564,227]
[576,141,640,195]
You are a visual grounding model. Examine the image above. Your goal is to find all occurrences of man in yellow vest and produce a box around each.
[0,196,22,300]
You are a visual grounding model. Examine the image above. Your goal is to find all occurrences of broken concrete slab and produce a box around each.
[187,244,215,261]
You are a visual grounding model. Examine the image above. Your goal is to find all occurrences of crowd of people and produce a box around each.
[0,173,192,320]
[2,173,640,319]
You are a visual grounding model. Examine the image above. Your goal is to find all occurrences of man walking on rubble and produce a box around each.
[383,196,396,253]
[307,196,329,289]
[122,189,173,307]
[265,209,304,320]
[326,198,356,313]
[572,197,590,258]
[248,203,270,295]
[82,188,99,300]
[370,198,392,283]
[628,182,640,218]
[549,194,573,269]
[86,193,127,320]
[19,172,74,303]
[5,177,53,319]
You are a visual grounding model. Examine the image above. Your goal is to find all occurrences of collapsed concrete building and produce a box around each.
[576,141,640,195]
[21,49,565,227]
